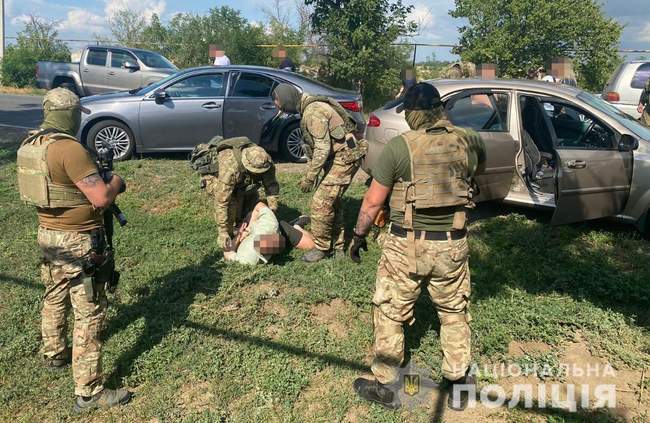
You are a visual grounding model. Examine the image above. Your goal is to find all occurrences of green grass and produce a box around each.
[1,133,649,422]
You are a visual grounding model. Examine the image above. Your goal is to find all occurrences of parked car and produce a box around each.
[36,45,177,97]
[78,65,365,162]
[364,79,650,234]
[602,61,650,118]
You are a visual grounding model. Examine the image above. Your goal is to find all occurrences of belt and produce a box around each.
[390,224,467,241]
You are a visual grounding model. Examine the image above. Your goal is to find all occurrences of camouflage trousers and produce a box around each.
[371,231,472,384]
[38,226,107,397]
[310,183,350,252]
[641,110,650,127]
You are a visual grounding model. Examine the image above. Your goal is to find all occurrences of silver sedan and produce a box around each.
[363,79,650,234]
[79,65,365,162]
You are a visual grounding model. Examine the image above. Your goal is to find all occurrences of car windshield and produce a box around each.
[133,72,181,95]
[133,50,176,70]
[578,92,650,141]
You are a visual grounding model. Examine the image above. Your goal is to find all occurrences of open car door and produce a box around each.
[539,98,635,225]
[444,90,519,202]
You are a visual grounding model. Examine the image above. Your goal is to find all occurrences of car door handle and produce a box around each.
[566,160,587,169]
[83,68,90,73]
[108,71,116,76]
[261,103,277,110]
[202,102,222,110]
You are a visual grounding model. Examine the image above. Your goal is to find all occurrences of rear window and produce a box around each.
[631,63,650,89]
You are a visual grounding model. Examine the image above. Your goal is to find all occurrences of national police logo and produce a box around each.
[403,374,420,397]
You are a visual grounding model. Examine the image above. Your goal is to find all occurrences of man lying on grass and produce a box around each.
[223,201,315,265]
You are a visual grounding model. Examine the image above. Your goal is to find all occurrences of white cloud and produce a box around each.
[57,9,106,33]
[104,0,167,23]
[10,14,31,26]
[639,23,650,42]
[410,3,435,33]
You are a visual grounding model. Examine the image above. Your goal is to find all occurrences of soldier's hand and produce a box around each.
[299,178,314,193]
[110,174,126,194]
[349,234,368,264]
[638,103,646,114]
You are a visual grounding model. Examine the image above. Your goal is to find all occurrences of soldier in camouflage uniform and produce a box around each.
[201,139,280,248]
[349,83,486,411]
[638,78,650,127]
[272,83,368,262]
[441,61,477,79]
[16,88,132,412]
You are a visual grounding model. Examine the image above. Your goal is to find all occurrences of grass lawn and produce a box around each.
[1,129,649,422]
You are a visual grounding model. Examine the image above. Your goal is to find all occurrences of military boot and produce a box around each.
[302,248,328,263]
[73,388,133,413]
[443,372,476,411]
[353,378,401,410]
[333,250,346,259]
[44,349,70,370]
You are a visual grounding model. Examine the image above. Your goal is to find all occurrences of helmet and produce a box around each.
[43,87,90,113]
[241,146,272,174]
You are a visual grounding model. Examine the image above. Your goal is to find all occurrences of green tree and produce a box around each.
[450,0,622,91]
[108,9,146,47]
[305,0,417,108]
[1,16,70,87]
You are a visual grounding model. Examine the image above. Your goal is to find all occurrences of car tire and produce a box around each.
[87,120,135,161]
[279,122,307,163]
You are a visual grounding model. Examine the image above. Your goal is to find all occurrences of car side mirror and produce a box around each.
[154,90,168,104]
[123,61,140,71]
[618,134,639,152]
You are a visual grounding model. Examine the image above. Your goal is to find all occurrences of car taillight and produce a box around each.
[605,91,620,102]
[367,113,381,127]
[339,100,362,113]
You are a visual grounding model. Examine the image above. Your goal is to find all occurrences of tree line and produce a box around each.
[0,0,624,106]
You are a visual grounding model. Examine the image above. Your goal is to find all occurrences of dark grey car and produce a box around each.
[79,65,365,161]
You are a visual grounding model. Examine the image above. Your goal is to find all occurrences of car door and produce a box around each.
[81,48,109,95]
[223,71,278,143]
[538,99,634,225]
[444,90,519,202]
[138,71,226,150]
[107,49,141,92]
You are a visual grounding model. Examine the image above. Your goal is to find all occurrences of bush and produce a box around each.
[0,16,70,88]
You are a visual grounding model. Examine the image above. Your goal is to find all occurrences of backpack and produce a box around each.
[189,136,253,175]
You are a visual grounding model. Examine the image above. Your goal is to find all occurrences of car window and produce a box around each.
[166,74,225,98]
[231,73,275,97]
[541,101,615,149]
[630,63,650,89]
[111,51,136,68]
[445,92,509,132]
[132,50,176,70]
[86,49,107,66]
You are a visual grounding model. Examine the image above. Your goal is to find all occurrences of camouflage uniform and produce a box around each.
[300,95,367,252]
[206,146,279,247]
[39,227,107,397]
[640,78,650,127]
[441,62,477,79]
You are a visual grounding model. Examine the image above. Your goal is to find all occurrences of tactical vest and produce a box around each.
[389,124,472,231]
[16,131,92,208]
[189,136,253,175]
[300,96,357,154]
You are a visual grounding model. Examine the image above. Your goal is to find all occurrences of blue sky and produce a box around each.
[6,0,650,62]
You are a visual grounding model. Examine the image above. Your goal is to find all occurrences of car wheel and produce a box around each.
[87,120,135,161]
[280,122,307,163]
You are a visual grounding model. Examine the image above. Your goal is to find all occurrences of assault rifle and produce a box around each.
[94,141,127,293]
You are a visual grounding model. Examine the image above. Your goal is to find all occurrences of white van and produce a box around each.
[602,61,650,119]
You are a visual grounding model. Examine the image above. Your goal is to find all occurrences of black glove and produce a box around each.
[349,233,368,264]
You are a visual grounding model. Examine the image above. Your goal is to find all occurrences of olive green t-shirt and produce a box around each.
[36,139,103,231]
[371,127,486,232]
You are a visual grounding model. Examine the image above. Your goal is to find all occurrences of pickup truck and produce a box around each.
[36,45,177,97]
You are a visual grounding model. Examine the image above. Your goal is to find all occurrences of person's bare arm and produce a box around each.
[75,173,123,209]
[353,180,392,236]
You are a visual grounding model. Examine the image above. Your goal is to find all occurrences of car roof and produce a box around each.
[424,78,583,98]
